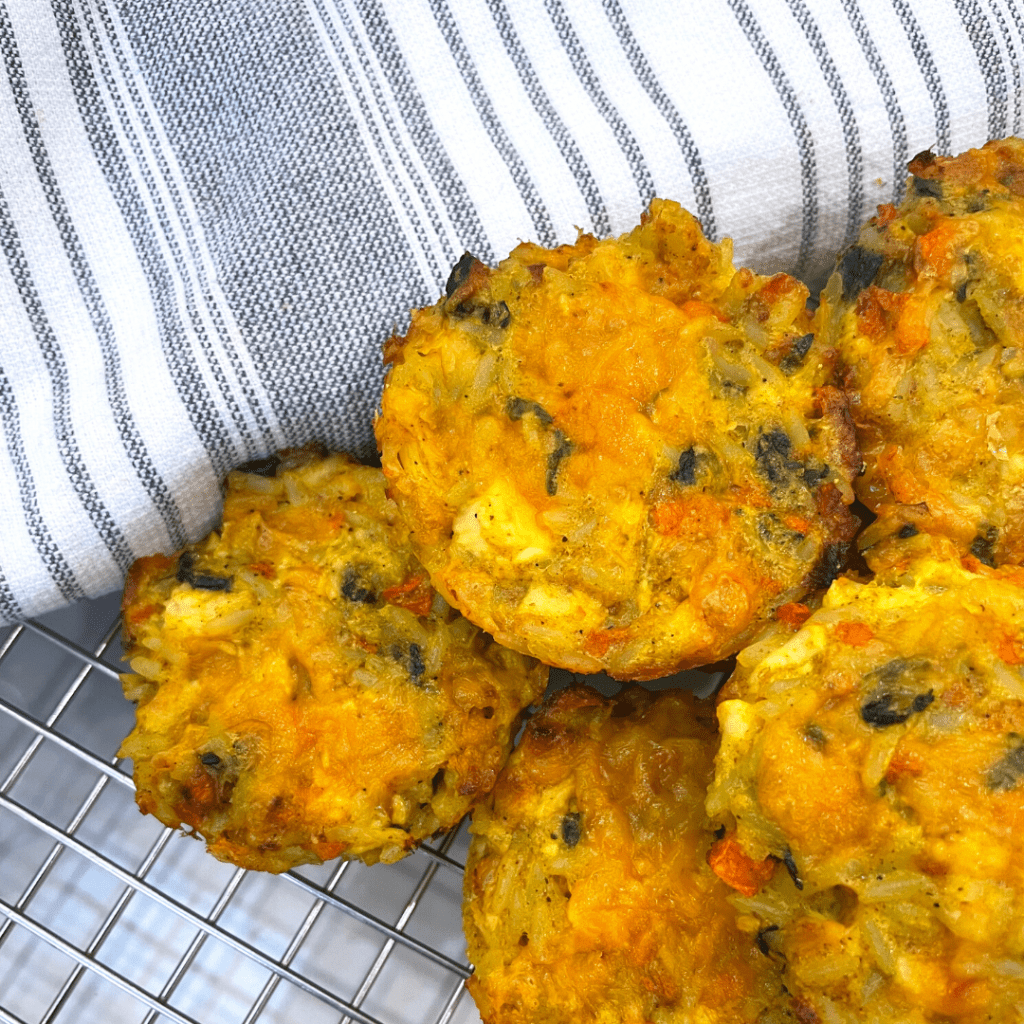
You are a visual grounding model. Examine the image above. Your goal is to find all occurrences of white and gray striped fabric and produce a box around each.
[0,0,1020,624]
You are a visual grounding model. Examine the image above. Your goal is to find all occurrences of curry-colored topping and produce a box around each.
[119,447,546,872]
[709,545,1024,1020]
[377,199,859,679]
[464,684,788,1023]
[818,137,1024,567]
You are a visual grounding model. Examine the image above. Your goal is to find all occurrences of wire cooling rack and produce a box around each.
[0,592,483,1024]
[0,593,718,1024]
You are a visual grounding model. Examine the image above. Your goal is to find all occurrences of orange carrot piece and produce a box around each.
[707,834,776,897]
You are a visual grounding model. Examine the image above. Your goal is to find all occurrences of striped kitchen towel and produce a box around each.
[0,0,1019,624]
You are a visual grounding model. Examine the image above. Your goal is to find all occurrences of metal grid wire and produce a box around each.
[0,594,717,1023]
[0,593,483,1024]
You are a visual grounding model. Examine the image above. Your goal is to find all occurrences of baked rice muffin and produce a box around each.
[706,538,1024,1021]
[463,684,788,1024]
[817,137,1024,567]
[119,447,547,872]
[377,199,860,680]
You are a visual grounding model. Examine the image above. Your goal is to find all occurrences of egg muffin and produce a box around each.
[706,540,1024,1021]
[119,447,547,872]
[376,199,860,680]
[817,136,1024,567]
[463,683,789,1024]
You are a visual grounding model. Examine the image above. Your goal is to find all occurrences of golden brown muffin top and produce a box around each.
[463,683,787,1024]
[818,136,1024,567]
[377,199,859,679]
[708,544,1024,1021]
[120,447,546,872]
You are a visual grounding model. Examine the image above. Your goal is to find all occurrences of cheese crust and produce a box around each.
[707,543,1024,1021]
[463,684,787,1024]
[818,137,1024,567]
[377,199,859,679]
[119,447,546,872]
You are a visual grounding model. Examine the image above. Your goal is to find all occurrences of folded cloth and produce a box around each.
[0,0,1016,625]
